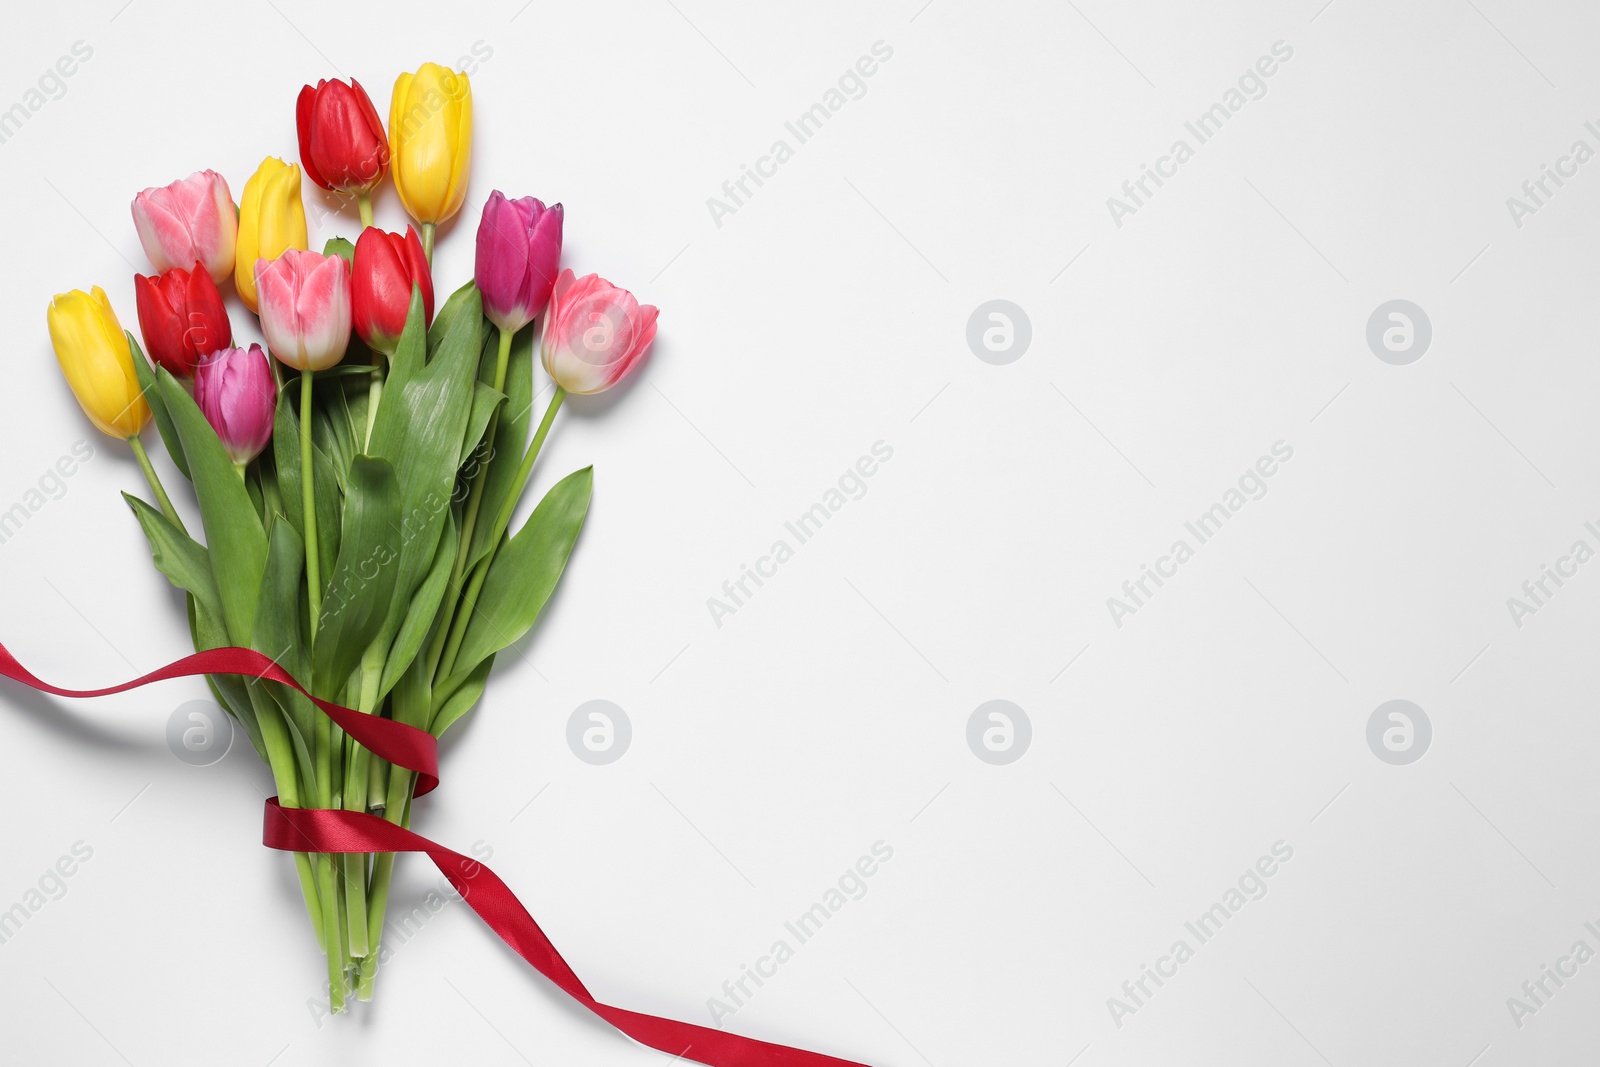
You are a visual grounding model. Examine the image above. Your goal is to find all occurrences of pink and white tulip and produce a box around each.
[131,170,237,284]
[194,345,276,464]
[256,250,352,372]
[539,269,657,395]
[475,191,563,334]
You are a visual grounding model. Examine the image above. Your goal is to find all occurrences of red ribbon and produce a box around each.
[0,642,871,1067]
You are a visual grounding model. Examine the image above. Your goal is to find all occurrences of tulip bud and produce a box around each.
[236,157,309,313]
[133,265,233,377]
[388,63,472,226]
[194,345,276,465]
[131,170,237,284]
[352,226,432,355]
[297,78,389,194]
[257,250,352,372]
[475,191,563,334]
[47,287,150,438]
[539,269,658,395]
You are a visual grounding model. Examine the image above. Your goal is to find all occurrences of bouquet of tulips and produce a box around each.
[43,64,656,1013]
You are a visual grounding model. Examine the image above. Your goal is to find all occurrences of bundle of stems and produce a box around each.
[127,282,590,1012]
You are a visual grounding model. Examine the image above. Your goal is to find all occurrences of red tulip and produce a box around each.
[351,226,433,354]
[296,78,389,194]
[133,264,233,376]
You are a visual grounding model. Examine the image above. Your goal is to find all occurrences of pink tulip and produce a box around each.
[539,269,657,395]
[194,345,276,464]
[475,190,563,333]
[131,170,237,284]
[256,250,352,372]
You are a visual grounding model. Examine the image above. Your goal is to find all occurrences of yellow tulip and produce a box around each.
[235,157,309,312]
[388,63,472,228]
[47,287,149,438]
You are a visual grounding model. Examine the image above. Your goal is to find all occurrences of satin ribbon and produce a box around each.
[0,642,872,1067]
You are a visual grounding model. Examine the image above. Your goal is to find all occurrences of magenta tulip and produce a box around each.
[539,269,657,395]
[131,170,237,284]
[256,250,352,372]
[194,345,276,465]
[475,190,563,334]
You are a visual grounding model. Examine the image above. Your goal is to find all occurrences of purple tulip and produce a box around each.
[194,345,276,465]
[475,190,564,334]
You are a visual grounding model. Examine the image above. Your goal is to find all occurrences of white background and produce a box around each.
[0,0,1595,1064]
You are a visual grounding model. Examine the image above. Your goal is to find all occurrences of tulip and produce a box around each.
[133,265,232,377]
[256,250,352,372]
[475,191,563,335]
[297,78,389,225]
[351,226,432,354]
[47,287,149,438]
[131,170,237,284]
[236,158,310,313]
[194,346,275,466]
[540,269,658,395]
[388,63,472,237]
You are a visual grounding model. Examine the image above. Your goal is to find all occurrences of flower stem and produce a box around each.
[420,222,435,263]
[128,434,182,532]
[438,388,564,679]
[364,353,385,451]
[301,371,321,644]
[356,191,374,229]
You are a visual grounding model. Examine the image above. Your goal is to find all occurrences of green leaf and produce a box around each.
[431,653,493,738]
[312,456,402,696]
[252,514,310,691]
[157,368,267,646]
[453,466,592,675]
[428,280,479,360]
[128,332,189,479]
[465,318,537,571]
[323,236,355,268]
[458,380,506,468]
[123,492,223,626]
[367,287,481,661]
[378,508,456,699]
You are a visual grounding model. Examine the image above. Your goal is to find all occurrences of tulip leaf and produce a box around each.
[458,381,506,468]
[312,455,402,697]
[157,368,267,646]
[428,280,479,361]
[252,514,310,689]
[465,317,537,572]
[122,492,223,626]
[453,466,592,677]
[378,508,456,700]
[430,653,493,738]
[323,236,355,268]
[128,332,189,480]
[366,287,481,673]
